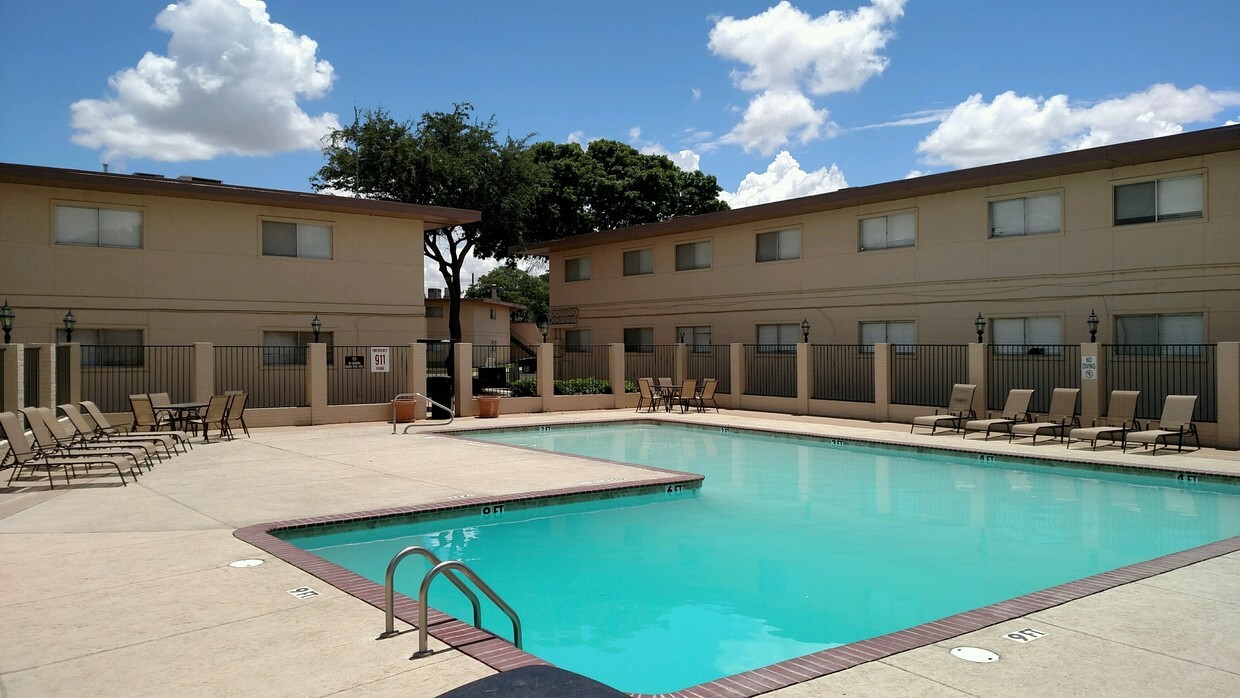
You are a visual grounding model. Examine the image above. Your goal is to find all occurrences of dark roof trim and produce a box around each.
[0,162,481,230]
[524,124,1240,254]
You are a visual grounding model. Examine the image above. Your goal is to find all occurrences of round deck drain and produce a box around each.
[950,646,999,663]
[229,559,264,568]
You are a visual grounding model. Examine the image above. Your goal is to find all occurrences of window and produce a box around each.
[262,220,332,259]
[859,212,915,250]
[263,330,332,365]
[426,306,444,318]
[677,326,712,351]
[859,321,915,354]
[1116,314,1204,355]
[489,308,496,320]
[991,317,1062,355]
[1114,174,1202,225]
[757,323,799,352]
[565,329,591,352]
[57,328,144,367]
[756,229,800,262]
[623,248,653,276]
[989,194,1061,237]
[624,327,654,352]
[565,256,591,281]
[55,205,142,248]
[675,240,711,270]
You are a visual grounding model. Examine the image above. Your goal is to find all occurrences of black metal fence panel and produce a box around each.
[215,346,307,408]
[811,345,875,402]
[56,344,72,406]
[555,345,610,383]
[687,345,731,394]
[891,345,969,406]
[425,342,451,376]
[1106,345,1217,422]
[624,345,677,389]
[79,345,193,413]
[327,345,408,405]
[744,344,796,397]
[987,345,1081,414]
[471,345,533,396]
[23,347,40,408]
[0,346,5,410]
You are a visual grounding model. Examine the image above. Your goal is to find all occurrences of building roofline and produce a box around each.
[0,162,481,230]
[523,124,1240,254]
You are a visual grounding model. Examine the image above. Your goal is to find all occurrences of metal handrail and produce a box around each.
[391,392,454,433]
[378,546,480,640]
[411,559,522,658]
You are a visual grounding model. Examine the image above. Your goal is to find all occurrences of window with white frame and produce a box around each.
[623,248,653,276]
[859,212,915,250]
[675,240,711,270]
[756,228,801,262]
[56,328,144,366]
[757,323,799,352]
[565,256,591,281]
[262,220,332,259]
[1116,313,1204,355]
[565,328,591,352]
[1114,174,1202,225]
[991,317,1062,355]
[55,205,142,248]
[677,326,712,351]
[989,193,1061,237]
[262,330,333,365]
[859,321,916,354]
[624,327,654,352]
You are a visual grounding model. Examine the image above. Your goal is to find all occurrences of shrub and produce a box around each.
[553,377,611,395]
[509,378,538,397]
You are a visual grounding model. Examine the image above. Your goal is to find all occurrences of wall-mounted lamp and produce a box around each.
[678,330,686,344]
[801,318,811,343]
[311,315,322,343]
[63,309,76,342]
[538,321,548,342]
[1,300,13,344]
[1087,309,1099,342]
[975,313,986,344]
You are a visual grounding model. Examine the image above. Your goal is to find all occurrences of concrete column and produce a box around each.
[537,342,554,405]
[408,343,427,419]
[308,343,328,423]
[192,342,215,403]
[2,343,21,414]
[1217,342,1239,450]
[675,343,688,383]
[796,342,810,415]
[873,343,892,422]
[64,343,82,404]
[455,343,474,416]
[967,343,987,418]
[1079,342,1103,426]
[730,343,744,409]
[610,343,625,401]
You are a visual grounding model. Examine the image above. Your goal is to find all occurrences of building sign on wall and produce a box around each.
[370,347,390,373]
[344,355,364,369]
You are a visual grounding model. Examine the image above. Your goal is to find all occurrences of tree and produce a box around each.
[311,104,541,344]
[464,267,549,325]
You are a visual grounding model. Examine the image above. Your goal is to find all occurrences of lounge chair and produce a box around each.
[636,378,662,413]
[962,389,1034,439]
[150,391,175,424]
[82,399,192,450]
[1009,388,1080,444]
[59,403,180,457]
[1,411,132,488]
[676,379,699,413]
[1123,395,1200,453]
[224,390,250,437]
[19,406,152,472]
[697,378,719,413]
[910,384,977,434]
[184,394,232,443]
[1065,390,1141,451]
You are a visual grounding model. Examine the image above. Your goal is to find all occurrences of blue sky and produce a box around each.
[2,0,1238,281]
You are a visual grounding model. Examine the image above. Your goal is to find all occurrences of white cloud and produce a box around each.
[629,128,703,171]
[721,151,848,208]
[709,0,906,154]
[918,83,1240,169]
[70,0,338,161]
[692,88,702,101]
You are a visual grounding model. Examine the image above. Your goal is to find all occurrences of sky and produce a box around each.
[3,0,1238,287]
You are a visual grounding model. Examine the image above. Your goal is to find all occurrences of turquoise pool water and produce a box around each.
[281,423,1240,694]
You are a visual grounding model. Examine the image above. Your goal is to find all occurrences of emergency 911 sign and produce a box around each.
[369,347,390,373]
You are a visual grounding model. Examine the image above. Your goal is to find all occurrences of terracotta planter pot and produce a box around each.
[476,395,501,418]
[391,399,416,423]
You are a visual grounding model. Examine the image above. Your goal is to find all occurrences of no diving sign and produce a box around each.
[1081,356,1098,380]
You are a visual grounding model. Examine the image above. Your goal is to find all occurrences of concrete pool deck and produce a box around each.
[1,409,1237,697]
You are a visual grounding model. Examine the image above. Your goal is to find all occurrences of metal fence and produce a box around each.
[23,346,40,408]
[327,345,408,405]
[987,345,1081,414]
[624,345,677,391]
[78,345,194,413]
[744,344,796,397]
[56,344,71,406]
[811,345,875,402]
[687,344,731,394]
[0,346,5,410]
[891,344,969,407]
[1105,344,1217,422]
[555,345,610,382]
[215,346,307,408]
[471,345,532,395]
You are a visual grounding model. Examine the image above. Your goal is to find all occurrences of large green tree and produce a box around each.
[311,104,540,343]
[464,266,549,325]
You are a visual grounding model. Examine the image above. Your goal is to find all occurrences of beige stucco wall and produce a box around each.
[424,298,515,345]
[546,151,1240,345]
[0,181,428,345]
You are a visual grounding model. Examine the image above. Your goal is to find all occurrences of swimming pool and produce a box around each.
[272,422,1240,694]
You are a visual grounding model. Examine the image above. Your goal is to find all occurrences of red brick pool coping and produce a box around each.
[234,424,1240,698]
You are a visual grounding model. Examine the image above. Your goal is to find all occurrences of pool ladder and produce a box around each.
[390,392,455,433]
[379,546,522,659]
